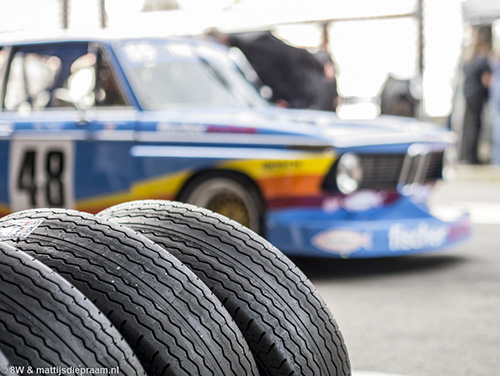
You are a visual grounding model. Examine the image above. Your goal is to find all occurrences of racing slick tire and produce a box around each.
[178,174,263,234]
[99,200,351,376]
[0,209,258,376]
[0,242,145,376]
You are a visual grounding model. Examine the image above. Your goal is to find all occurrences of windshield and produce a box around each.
[116,40,268,110]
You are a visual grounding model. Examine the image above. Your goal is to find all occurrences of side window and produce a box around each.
[0,47,7,77]
[94,49,126,107]
[3,43,127,112]
[4,52,61,111]
[0,47,7,100]
[61,47,127,108]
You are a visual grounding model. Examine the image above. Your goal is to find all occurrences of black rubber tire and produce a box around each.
[0,242,145,376]
[0,209,257,376]
[99,200,351,376]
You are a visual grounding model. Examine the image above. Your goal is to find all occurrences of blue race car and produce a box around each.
[0,34,470,258]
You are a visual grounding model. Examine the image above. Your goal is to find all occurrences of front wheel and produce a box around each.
[179,175,263,233]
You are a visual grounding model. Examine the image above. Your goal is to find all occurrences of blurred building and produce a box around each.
[0,0,475,121]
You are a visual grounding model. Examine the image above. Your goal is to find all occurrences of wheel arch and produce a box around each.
[176,168,266,234]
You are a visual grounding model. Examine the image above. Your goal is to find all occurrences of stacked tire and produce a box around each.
[0,201,350,376]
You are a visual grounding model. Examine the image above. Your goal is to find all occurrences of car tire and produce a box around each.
[178,174,263,233]
[0,209,258,376]
[99,200,351,376]
[0,242,145,375]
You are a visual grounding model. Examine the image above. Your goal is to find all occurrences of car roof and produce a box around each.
[0,29,202,48]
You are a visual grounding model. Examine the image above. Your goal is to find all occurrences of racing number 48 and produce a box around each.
[17,149,66,207]
[9,140,74,211]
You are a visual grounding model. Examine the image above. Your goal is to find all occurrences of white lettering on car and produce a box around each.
[388,222,449,251]
[157,123,206,133]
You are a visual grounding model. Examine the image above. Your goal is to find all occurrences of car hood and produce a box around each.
[139,106,455,149]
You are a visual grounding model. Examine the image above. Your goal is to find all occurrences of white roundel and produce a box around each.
[313,228,373,257]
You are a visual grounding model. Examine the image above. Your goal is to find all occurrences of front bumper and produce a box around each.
[265,196,470,258]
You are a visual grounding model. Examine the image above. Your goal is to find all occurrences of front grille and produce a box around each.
[322,150,444,193]
[400,150,444,186]
[422,151,445,182]
[358,154,406,190]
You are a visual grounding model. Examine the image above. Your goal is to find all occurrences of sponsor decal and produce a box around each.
[388,221,449,251]
[263,160,301,172]
[341,190,386,212]
[313,228,373,257]
[157,123,206,133]
[0,219,43,240]
[207,125,257,134]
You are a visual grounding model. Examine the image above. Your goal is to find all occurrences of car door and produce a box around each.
[0,41,137,215]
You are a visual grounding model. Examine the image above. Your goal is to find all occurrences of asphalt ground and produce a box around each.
[292,165,500,376]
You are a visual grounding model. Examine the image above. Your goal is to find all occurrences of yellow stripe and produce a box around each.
[130,170,191,197]
[219,151,335,180]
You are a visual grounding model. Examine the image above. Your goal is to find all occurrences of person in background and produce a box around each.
[312,23,339,112]
[461,26,491,165]
[489,50,500,165]
[206,28,338,112]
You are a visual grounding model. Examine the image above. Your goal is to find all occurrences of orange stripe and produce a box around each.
[258,174,324,199]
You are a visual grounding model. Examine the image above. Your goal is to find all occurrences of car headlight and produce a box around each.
[336,153,363,194]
